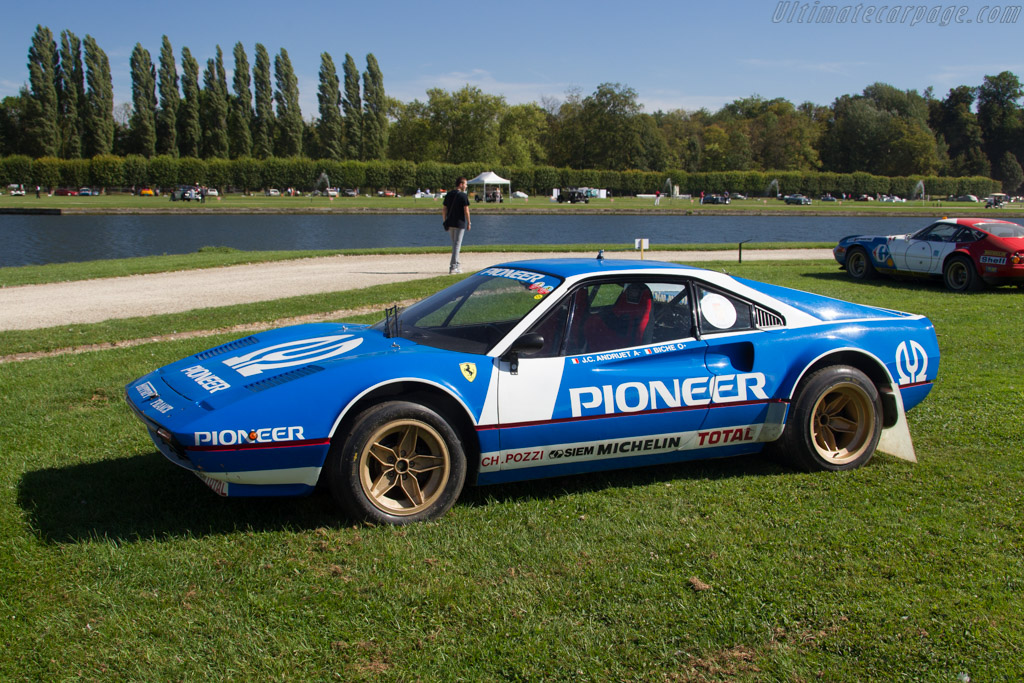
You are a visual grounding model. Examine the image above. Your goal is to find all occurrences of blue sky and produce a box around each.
[3,0,1022,118]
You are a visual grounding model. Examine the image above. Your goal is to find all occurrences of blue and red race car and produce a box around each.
[126,257,939,524]
[834,217,1024,291]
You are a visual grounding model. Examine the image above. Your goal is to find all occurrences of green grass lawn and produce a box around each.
[1,258,1022,680]
[3,190,1022,217]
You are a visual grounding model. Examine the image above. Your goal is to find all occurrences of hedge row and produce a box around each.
[0,154,1001,199]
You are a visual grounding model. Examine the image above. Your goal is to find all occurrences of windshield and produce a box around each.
[372,266,563,354]
[977,222,1024,238]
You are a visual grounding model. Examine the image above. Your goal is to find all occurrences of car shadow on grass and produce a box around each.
[18,449,793,544]
[803,268,1024,295]
[17,452,342,544]
[457,452,790,510]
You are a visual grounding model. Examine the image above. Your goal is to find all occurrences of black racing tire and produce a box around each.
[943,254,983,292]
[328,401,466,525]
[845,246,876,280]
[777,365,882,472]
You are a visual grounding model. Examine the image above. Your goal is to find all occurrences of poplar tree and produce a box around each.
[361,53,387,160]
[58,30,84,159]
[82,34,113,157]
[26,25,60,158]
[128,43,157,157]
[228,42,252,158]
[342,53,362,160]
[273,48,302,157]
[156,35,179,156]
[252,43,274,158]
[201,46,229,158]
[317,52,343,160]
[178,47,201,157]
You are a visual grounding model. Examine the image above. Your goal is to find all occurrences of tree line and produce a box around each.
[1,25,1023,194]
[0,153,1000,201]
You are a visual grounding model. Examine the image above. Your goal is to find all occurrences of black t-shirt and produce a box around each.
[443,190,469,228]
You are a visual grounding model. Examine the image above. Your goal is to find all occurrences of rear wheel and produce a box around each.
[943,254,983,292]
[777,366,881,472]
[845,246,876,280]
[329,401,466,525]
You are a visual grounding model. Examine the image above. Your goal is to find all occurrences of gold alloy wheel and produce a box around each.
[945,259,970,289]
[847,250,867,277]
[357,418,451,516]
[809,382,875,465]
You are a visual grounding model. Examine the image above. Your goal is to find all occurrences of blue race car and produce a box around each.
[126,257,939,525]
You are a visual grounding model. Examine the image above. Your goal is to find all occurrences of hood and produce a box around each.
[158,323,404,409]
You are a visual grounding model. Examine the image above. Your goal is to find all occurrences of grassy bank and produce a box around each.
[1,258,1022,680]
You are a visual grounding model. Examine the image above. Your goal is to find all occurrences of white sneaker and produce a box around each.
[449,267,461,274]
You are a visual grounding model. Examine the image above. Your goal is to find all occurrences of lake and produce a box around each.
[0,213,929,268]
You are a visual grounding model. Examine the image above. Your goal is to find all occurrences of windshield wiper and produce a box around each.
[384,304,399,338]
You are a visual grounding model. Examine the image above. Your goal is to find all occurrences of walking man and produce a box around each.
[442,177,471,274]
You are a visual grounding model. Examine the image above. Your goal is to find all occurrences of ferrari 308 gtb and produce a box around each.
[126,257,939,524]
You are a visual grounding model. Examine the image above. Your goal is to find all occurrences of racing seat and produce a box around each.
[583,283,652,352]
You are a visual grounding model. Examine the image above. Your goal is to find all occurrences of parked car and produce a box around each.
[78,187,97,196]
[820,194,838,202]
[557,189,589,204]
[125,256,939,525]
[344,188,359,197]
[834,217,1024,292]
[170,186,200,202]
[205,188,219,197]
[265,188,281,197]
[54,188,79,196]
[700,194,730,205]
[785,194,812,205]
[7,184,26,196]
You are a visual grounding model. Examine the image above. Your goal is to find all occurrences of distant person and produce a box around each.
[654,190,661,206]
[442,177,471,274]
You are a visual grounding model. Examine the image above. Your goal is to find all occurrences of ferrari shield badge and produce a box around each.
[460,362,477,382]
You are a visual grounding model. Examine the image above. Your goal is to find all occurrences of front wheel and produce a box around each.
[776,366,882,472]
[943,254,983,292]
[328,401,467,525]
[845,246,876,280]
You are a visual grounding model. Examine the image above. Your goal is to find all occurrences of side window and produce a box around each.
[524,293,573,358]
[955,228,981,243]
[927,224,959,242]
[696,286,753,334]
[529,279,695,357]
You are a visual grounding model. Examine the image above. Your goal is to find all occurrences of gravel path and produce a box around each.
[0,249,833,331]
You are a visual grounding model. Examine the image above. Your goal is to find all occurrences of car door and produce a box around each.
[693,284,784,446]
[493,277,711,477]
[903,237,932,271]
[902,223,960,273]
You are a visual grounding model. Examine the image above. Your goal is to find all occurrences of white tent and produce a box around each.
[466,171,512,202]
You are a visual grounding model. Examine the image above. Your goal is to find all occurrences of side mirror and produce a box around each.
[502,333,544,375]
[509,333,545,355]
